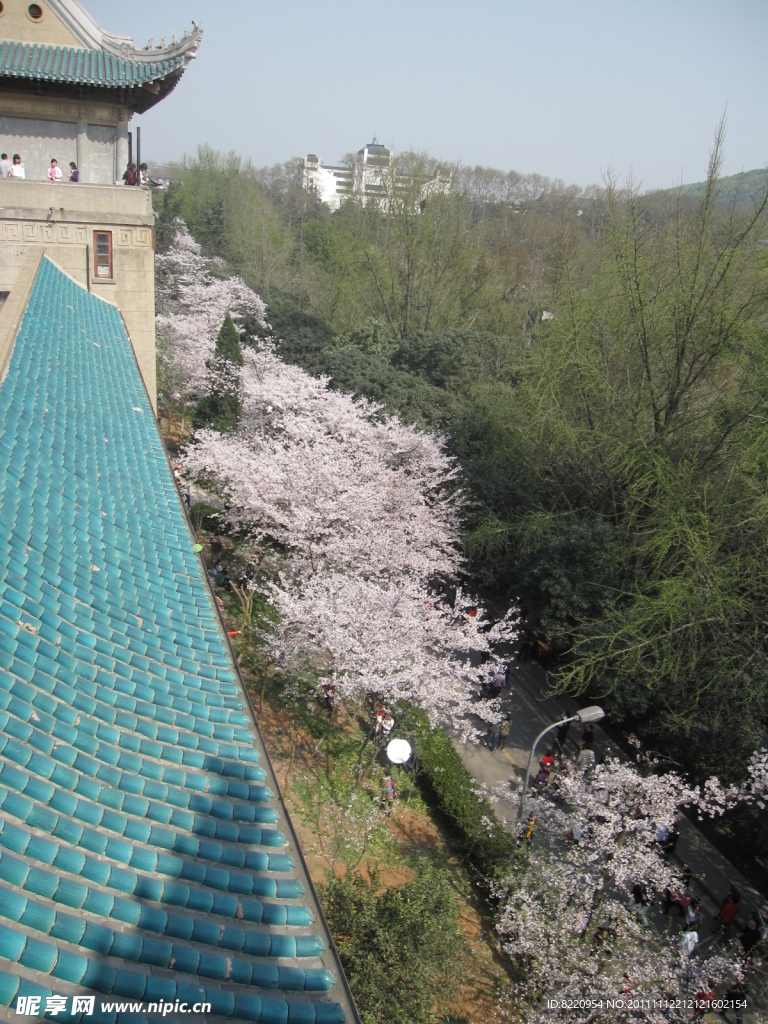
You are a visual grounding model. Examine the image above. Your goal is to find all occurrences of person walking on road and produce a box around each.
[711,885,740,938]
[488,721,502,753]
[492,668,506,693]
[499,717,510,750]
[740,912,762,957]
[685,898,702,932]
[554,718,571,757]
[630,882,650,927]
[576,740,595,772]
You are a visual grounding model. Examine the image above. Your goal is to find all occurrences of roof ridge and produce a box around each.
[42,0,202,62]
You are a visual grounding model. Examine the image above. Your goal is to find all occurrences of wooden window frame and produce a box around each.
[93,231,113,280]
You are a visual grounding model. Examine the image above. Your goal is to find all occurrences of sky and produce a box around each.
[86,0,768,192]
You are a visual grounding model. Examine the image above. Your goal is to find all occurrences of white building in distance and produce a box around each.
[300,140,449,210]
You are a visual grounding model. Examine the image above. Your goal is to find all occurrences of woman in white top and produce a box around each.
[9,154,25,178]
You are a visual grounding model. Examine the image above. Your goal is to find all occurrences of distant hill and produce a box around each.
[675,167,768,205]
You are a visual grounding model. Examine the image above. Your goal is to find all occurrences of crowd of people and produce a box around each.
[122,162,149,186]
[479,650,767,993]
[373,701,395,738]
[0,152,149,185]
[0,153,26,178]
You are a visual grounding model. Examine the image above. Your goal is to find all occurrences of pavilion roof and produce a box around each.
[0,0,203,111]
[0,40,186,88]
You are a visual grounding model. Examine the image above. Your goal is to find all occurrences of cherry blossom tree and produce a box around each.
[699,747,768,817]
[269,570,515,733]
[184,390,517,729]
[160,225,518,731]
[184,410,461,585]
[155,227,268,396]
[493,759,745,1023]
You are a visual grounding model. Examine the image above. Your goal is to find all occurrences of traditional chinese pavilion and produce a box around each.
[0,0,203,406]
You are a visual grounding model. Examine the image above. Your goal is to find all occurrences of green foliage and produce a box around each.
[153,180,185,254]
[671,166,768,207]
[193,380,241,434]
[188,502,221,536]
[266,296,337,374]
[165,133,768,778]
[215,312,244,366]
[292,770,392,871]
[412,720,512,885]
[194,312,244,433]
[318,861,465,1024]
[504,133,768,775]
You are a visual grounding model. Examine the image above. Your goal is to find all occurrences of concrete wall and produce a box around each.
[86,123,117,183]
[0,179,157,408]
[0,116,78,181]
[0,245,43,384]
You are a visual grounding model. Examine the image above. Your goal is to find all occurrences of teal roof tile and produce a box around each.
[0,259,351,1022]
[0,40,187,88]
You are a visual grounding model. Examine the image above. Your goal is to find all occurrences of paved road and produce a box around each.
[451,652,768,1022]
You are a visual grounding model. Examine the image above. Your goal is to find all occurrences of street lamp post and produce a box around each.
[515,706,605,830]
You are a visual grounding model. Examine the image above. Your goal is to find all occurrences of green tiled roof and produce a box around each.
[0,258,350,1023]
[0,41,185,87]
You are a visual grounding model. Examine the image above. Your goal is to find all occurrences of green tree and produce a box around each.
[319,862,465,1024]
[194,313,244,432]
[214,311,244,367]
[473,124,768,773]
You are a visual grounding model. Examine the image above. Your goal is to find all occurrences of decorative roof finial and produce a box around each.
[160,36,166,48]
[145,37,153,50]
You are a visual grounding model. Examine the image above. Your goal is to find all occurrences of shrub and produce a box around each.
[319,860,464,1024]
[413,722,512,886]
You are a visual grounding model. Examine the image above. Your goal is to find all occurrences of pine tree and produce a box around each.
[194,312,244,432]
[215,312,244,366]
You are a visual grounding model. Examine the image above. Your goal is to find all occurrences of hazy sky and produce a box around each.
[86,0,767,191]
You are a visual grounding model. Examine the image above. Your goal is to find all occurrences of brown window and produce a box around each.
[93,231,113,279]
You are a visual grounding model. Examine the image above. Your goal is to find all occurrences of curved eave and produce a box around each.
[0,72,187,115]
[0,43,192,112]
